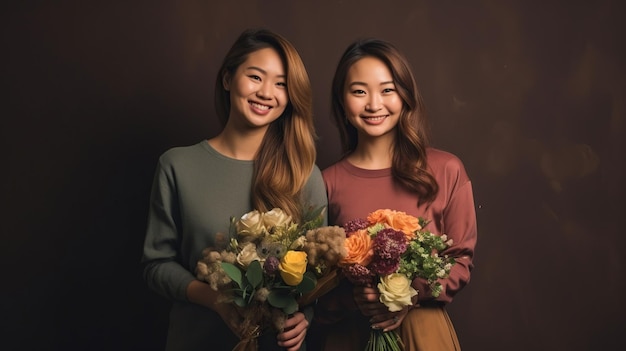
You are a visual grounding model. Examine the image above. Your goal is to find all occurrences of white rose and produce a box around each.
[237,242,261,267]
[378,273,418,312]
[236,210,266,241]
[262,208,292,229]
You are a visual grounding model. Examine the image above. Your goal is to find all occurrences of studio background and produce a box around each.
[2,1,624,350]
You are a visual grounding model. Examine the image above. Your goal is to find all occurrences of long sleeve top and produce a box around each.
[322,148,477,304]
[142,141,328,351]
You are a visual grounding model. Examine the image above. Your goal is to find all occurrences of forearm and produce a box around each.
[186,279,220,310]
[143,259,196,301]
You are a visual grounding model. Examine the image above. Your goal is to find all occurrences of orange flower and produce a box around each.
[339,229,373,266]
[367,209,421,240]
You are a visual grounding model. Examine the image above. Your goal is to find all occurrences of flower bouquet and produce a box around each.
[339,209,456,351]
[196,206,346,351]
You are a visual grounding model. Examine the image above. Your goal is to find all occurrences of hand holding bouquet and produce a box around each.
[339,209,456,351]
[196,206,346,351]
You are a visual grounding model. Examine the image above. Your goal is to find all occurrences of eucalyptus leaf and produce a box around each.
[267,290,290,308]
[221,262,243,288]
[296,272,316,293]
[246,260,263,288]
[282,296,299,315]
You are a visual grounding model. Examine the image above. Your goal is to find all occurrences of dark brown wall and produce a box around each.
[2,1,624,350]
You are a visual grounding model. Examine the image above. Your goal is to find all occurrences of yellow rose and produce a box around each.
[279,251,308,286]
[236,210,266,241]
[378,273,418,312]
[262,208,293,228]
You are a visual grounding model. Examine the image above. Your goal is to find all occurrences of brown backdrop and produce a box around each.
[2,1,624,350]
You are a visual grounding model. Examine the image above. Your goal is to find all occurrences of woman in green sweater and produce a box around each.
[142,28,328,351]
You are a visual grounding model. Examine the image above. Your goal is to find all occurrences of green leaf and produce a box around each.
[283,296,299,315]
[296,271,317,293]
[267,290,291,308]
[246,260,263,288]
[221,262,243,288]
[233,296,246,307]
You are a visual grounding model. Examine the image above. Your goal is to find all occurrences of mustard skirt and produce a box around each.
[398,305,461,351]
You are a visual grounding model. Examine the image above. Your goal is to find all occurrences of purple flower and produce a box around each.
[343,218,369,236]
[373,228,407,260]
[263,256,280,274]
[369,255,400,276]
[343,264,374,285]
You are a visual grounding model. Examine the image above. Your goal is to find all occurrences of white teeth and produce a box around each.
[363,116,386,121]
[250,102,270,110]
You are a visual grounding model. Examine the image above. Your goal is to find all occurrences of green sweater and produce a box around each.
[142,140,328,350]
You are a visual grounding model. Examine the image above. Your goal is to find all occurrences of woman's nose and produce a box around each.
[366,94,382,111]
[256,82,273,100]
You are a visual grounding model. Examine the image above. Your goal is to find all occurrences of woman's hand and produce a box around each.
[353,285,410,332]
[276,312,308,351]
[186,280,243,337]
[353,285,387,317]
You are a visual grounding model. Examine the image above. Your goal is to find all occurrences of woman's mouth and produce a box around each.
[249,101,272,114]
[250,101,271,111]
[361,115,388,124]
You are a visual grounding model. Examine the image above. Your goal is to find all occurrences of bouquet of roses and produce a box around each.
[196,206,346,351]
[339,209,456,351]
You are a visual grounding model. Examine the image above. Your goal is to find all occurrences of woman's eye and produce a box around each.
[352,90,366,95]
[276,82,287,87]
[382,88,395,93]
[249,75,261,81]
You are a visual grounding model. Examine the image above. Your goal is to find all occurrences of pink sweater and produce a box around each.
[322,147,477,304]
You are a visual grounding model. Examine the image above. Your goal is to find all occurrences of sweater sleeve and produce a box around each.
[411,158,477,304]
[141,158,196,302]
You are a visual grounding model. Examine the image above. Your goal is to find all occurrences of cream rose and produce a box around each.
[237,242,261,267]
[279,250,308,286]
[378,273,418,312]
[236,210,266,241]
[262,208,293,229]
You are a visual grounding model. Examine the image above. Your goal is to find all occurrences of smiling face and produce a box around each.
[224,47,288,131]
[343,56,403,142]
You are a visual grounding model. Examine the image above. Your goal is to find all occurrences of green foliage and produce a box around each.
[301,205,326,230]
[296,271,317,294]
[221,262,243,288]
[267,289,299,315]
[245,260,263,288]
[216,206,329,315]
[397,229,455,298]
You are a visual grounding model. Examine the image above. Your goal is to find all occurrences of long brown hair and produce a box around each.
[330,38,438,205]
[215,28,316,221]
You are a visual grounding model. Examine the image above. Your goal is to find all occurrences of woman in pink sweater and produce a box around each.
[310,38,477,350]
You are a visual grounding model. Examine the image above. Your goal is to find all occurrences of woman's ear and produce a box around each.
[222,72,231,91]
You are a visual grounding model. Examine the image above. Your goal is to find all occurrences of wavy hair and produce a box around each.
[330,38,438,205]
[215,28,316,221]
